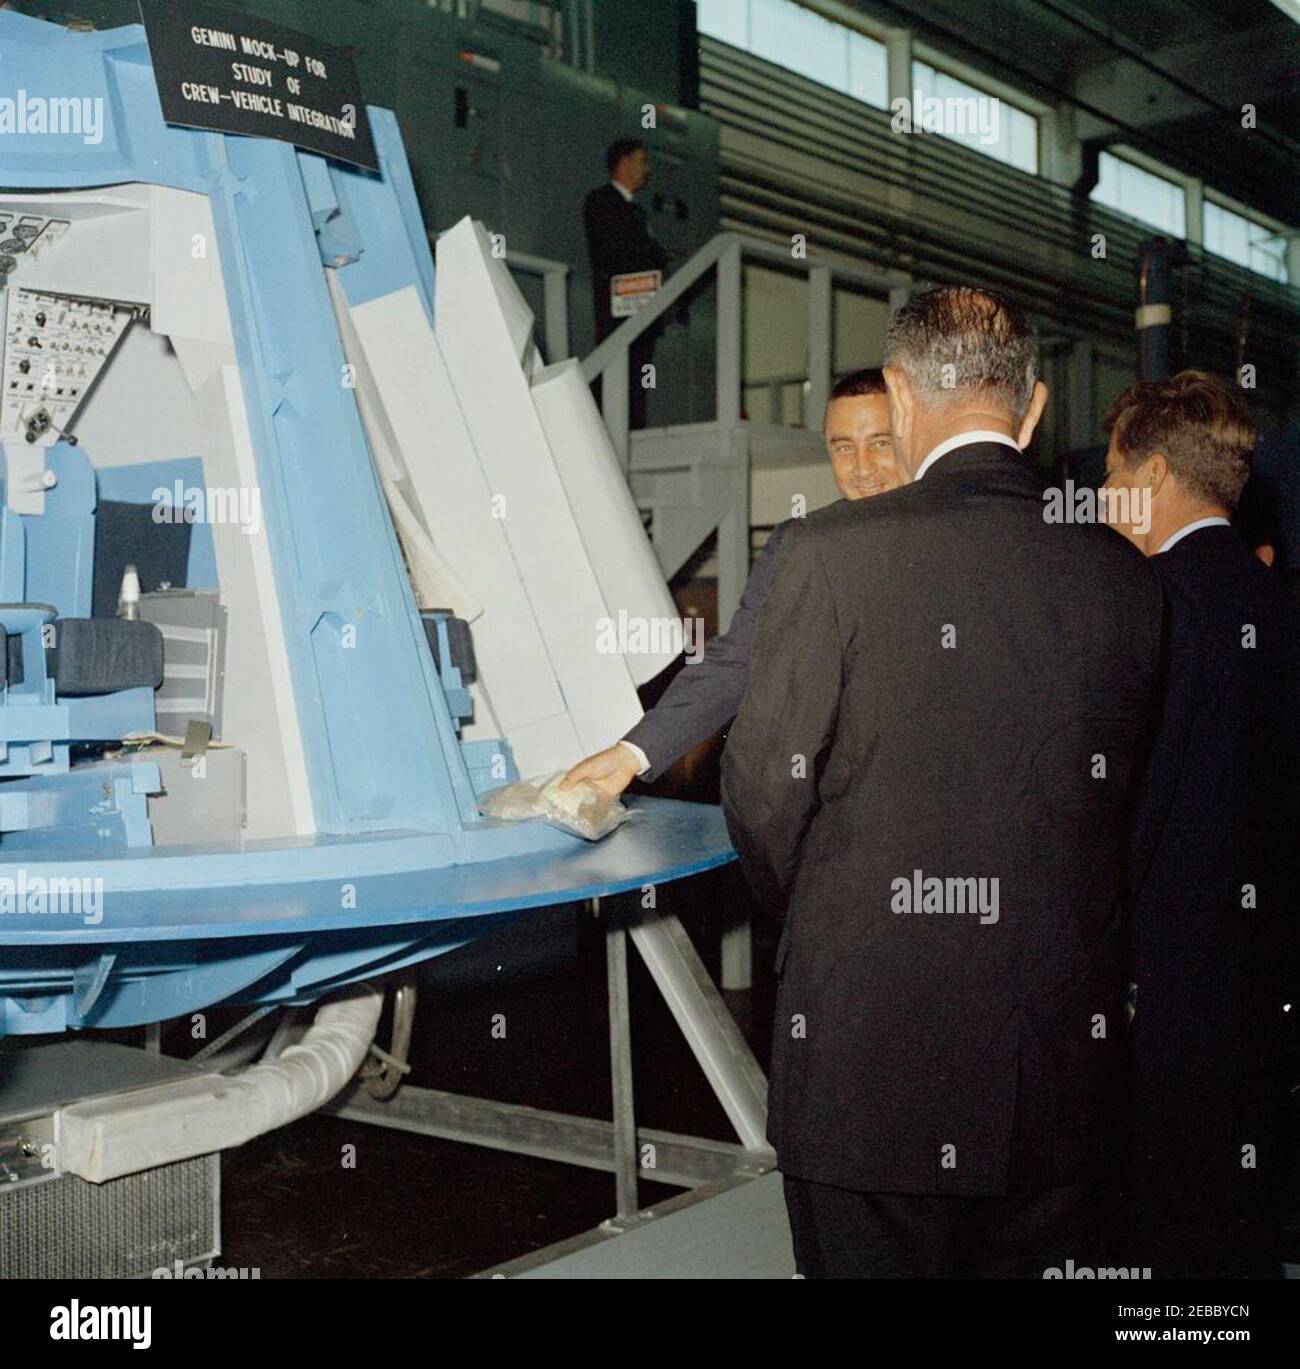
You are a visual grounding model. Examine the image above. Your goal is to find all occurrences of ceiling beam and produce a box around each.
[1070,21,1298,136]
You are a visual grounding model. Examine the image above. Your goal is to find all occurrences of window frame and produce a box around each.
[1202,189,1292,286]
[1090,146,1191,240]
[907,47,1044,175]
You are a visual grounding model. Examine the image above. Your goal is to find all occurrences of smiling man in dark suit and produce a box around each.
[722,286,1164,1278]
[1101,371,1300,1278]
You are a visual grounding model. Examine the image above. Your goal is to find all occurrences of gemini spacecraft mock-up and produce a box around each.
[0,9,732,1043]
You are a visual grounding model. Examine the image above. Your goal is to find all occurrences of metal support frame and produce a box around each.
[605,903,639,1218]
[326,894,773,1227]
[502,246,572,364]
[585,234,906,638]
[628,910,765,1139]
[605,359,631,468]
[716,240,743,433]
[470,1169,776,1278]
[589,233,906,644]
[583,230,905,466]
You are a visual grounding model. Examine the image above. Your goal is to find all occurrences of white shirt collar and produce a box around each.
[610,179,635,203]
[1156,516,1232,555]
[913,430,1020,482]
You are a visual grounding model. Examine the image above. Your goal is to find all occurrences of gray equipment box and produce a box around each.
[147,745,246,847]
[0,1040,219,1279]
[137,589,227,738]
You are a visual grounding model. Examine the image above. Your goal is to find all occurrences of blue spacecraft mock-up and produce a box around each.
[0,10,733,1041]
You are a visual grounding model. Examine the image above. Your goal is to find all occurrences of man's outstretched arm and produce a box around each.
[562,522,791,795]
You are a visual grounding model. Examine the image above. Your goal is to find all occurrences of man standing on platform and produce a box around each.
[583,139,668,429]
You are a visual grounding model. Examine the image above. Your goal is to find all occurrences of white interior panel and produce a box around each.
[434,218,644,759]
[6,187,152,305]
[67,324,206,466]
[201,363,314,838]
[144,184,234,353]
[532,358,679,686]
[337,281,583,774]
[328,278,481,621]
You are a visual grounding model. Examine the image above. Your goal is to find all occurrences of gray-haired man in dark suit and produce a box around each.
[724,287,1162,1278]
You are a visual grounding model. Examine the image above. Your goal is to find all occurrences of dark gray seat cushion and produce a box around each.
[50,618,164,697]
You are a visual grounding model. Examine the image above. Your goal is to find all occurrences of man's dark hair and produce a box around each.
[829,367,887,401]
[1106,369,1254,512]
[606,138,645,175]
[884,286,1037,413]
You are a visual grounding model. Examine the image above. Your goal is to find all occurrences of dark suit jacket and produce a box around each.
[624,521,790,781]
[582,183,668,343]
[721,443,1164,1197]
[1126,526,1300,1272]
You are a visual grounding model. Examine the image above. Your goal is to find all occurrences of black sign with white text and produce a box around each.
[137,0,378,170]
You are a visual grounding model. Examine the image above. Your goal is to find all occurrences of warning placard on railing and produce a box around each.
[610,270,662,319]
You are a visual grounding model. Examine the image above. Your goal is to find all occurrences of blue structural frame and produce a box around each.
[0,438,160,787]
[0,12,734,1036]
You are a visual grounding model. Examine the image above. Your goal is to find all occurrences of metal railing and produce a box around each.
[505,248,571,364]
[744,368,882,427]
[580,230,910,466]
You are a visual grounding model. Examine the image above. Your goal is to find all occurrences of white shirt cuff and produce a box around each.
[619,739,651,776]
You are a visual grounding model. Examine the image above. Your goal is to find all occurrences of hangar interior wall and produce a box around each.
[16,2,1296,481]
[699,34,1300,450]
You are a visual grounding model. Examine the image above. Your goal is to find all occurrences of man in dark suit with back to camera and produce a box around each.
[722,286,1165,1278]
[1101,371,1300,1279]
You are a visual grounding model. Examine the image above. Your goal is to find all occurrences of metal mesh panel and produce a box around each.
[0,1155,218,1279]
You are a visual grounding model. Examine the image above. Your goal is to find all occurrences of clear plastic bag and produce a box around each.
[480,770,631,842]
[479,777,549,823]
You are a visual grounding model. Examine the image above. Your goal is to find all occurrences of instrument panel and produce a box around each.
[1,287,137,449]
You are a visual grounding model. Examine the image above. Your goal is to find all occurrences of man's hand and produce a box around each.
[560,743,640,798]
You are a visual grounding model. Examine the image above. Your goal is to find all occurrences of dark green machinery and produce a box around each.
[16,0,721,416]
